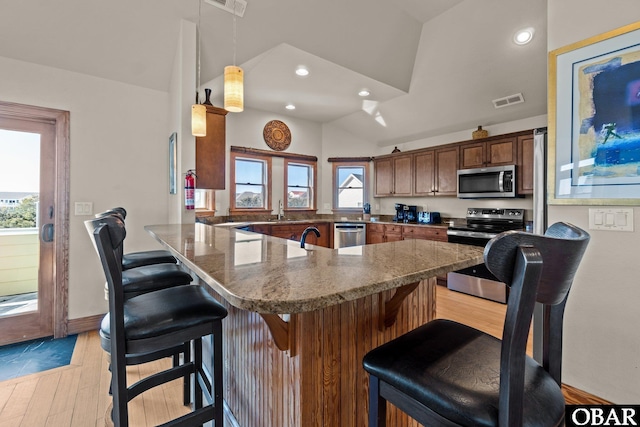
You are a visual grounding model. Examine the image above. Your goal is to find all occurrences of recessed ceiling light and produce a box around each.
[295,66,309,77]
[514,28,534,45]
[358,89,371,97]
[285,104,296,110]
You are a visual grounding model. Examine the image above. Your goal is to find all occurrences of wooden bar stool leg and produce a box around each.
[368,374,386,427]
[213,322,224,424]
[194,337,203,411]
[183,342,191,406]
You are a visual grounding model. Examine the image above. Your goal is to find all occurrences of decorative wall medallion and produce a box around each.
[263,120,291,151]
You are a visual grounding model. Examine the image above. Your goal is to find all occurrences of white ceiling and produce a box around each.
[0,0,547,147]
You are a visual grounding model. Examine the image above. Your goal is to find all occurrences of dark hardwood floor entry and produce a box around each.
[0,286,609,426]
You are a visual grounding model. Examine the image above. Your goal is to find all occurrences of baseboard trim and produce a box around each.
[68,314,104,335]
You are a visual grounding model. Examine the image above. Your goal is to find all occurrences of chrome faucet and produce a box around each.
[277,199,284,220]
[300,226,320,248]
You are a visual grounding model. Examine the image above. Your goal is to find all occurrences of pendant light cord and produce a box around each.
[196,0,202,102]
[232,0,237,66]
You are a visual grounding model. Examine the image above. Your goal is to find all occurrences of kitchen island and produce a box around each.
[145,223,484,427]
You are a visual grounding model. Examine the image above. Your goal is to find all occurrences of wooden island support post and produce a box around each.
[146,223,484,427]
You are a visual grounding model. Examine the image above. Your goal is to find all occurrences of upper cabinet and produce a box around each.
[433,146,459,196]
[195,105,228,190]
[459,137,517,169]
[374,154,413,197]
[373,129,533,198]
[376,145,459,198]
[517,134,534,195]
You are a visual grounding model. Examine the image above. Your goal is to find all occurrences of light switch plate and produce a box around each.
[74,202,93,216]
[589,208,633,231]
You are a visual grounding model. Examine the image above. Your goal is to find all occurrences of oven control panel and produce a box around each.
[466,208,524,220]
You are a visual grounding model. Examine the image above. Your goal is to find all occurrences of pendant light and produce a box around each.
[224,0,244,112]
[192,0,207,136]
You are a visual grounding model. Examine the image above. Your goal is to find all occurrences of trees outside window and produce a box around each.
[285,159,316,211]
[230,152,272,213]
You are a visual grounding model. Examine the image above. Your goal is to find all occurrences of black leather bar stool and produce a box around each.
[85,216,193,299]
[92,214,227,427]
[95,207,178,270]
[363,222,590,427]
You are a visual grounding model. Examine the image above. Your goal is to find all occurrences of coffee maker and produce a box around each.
[394,203,419,223]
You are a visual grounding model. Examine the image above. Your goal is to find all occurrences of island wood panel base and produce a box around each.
[206,278,436,427]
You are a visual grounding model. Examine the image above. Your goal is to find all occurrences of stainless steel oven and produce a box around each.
[446,208,524,303]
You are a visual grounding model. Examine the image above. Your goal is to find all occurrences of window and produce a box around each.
[284,159,316,211]
[230,152,272,213]
[195,189,215,212]
[333,161,369,210]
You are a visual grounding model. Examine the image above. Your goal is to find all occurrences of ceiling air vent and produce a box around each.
[204,0,246,17]
[492,93,524,109]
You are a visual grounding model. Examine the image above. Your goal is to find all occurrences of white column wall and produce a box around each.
[547,1,640,402]
[0,56,170,319]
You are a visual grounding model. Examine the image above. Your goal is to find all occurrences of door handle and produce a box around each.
[42,223,54,242]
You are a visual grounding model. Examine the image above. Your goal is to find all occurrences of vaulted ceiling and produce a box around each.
[0,0,547,146]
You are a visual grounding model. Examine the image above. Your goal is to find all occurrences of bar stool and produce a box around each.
[85,216,194,401]
[85,216,193,298]
[94,208,178,270]
[363,222,590,427]
[92,214,227,427]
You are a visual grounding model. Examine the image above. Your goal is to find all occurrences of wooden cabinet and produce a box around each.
[434,146,459,196]
[413,150,435,196]
[374,154,413,196]
[373,130,533,198]
[401,225,447,242]
[376,146,458,198]
[250,222,330,248]
[366,223,402,244]
[517,134,534,195]
[459,137,516,169]
[195,105,228,190]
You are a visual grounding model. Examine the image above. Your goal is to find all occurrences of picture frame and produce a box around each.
[169,132,177,194]
[549,21,640,205]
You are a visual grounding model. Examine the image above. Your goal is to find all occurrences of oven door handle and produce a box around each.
[447,229,497,240]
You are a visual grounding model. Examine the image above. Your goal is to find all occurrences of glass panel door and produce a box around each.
[0,118,55,344]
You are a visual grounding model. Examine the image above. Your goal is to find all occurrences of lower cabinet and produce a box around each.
[367,223,448,244]
[366,223,402,244]
[401,225,447,242]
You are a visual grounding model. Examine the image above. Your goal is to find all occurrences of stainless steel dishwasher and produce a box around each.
[333,223,366,248]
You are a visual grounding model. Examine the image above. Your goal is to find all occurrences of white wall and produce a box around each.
[168,19,198,225]
[547,1,640,403]
[0,56,171,319]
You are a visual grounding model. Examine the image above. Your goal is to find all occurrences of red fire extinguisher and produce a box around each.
[185,170,196,210]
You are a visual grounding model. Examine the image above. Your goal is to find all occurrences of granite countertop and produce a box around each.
[145,223,483,314]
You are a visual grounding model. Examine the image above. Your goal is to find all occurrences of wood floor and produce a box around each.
[0,286,609,427]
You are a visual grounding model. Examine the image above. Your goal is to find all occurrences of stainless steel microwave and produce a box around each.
[457,165,517,198]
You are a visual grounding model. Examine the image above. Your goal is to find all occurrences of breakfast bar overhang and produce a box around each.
[145,223,484,427]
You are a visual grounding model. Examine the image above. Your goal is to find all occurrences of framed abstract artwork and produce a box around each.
[549,22,640,205]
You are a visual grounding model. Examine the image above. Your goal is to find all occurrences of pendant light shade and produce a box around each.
[192,104,207,137]
[224,65,244,113]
